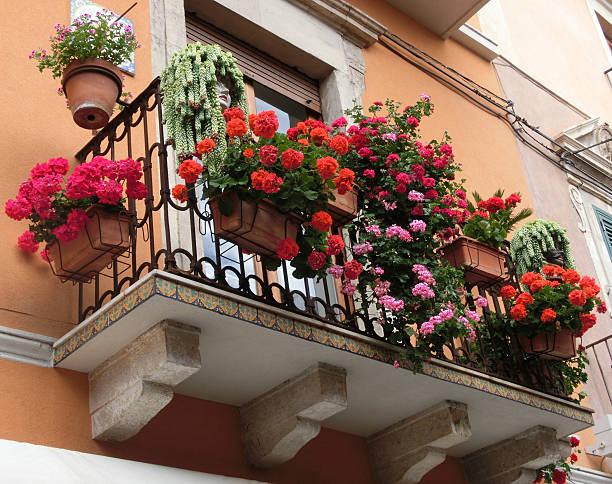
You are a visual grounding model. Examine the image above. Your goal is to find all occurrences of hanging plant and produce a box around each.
[160,43,248,176]
[509,220,575,277]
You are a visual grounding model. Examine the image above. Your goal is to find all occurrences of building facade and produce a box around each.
[0,0,610,482]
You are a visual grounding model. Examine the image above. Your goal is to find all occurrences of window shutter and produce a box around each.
[594,206,612,262]
[185,14,321,113]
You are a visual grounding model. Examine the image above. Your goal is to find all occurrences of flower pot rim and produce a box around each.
[61,57,123,96]
[445,235,506,253]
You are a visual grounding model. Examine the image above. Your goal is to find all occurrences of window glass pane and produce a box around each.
[253,82,339,313]
[254,81,307,134]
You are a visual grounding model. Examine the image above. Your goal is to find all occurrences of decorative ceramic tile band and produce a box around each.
[53,275,593,425]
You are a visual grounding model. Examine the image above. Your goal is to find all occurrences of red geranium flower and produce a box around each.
[277,238,299,260]
[333,168,355,195]
[326,234,345,256]
[530,279,549,292]
[500,285,516,299]
[222,107,245,122]
[172,184,188,202]
[178,159,202,184]
[568,289,587,306]
[311,211,333,232]
[307,251,327,270]
[516,292,534,305]
[562,269,581,284]
[344,260,363,280]
[505,193,521,207]
[259,145,278,166]
[281,149,304,170]
[578,314,597,336]
[310,127,329,145]
[251,170,283,194]
[521,272,542,286]
[510,304,527,321]
[569,436,580,447]
[243,149,255,159]
[552,469,566,484]
[248,111,279,138]
[330,135,349,155]
[570,453,578,463]
[540,308,556,322]
[226,118,248,138]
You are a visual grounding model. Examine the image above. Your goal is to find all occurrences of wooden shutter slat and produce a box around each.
[185,15,321,113]
[185,26,320,106]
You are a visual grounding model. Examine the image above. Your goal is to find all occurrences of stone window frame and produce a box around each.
[149,0,387,123]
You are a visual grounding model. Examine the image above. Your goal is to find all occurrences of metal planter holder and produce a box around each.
[518,329,576,360]
[209,191,301,257]
[47,205,132,283]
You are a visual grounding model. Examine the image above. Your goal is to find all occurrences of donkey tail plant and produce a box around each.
[160,43,248,175]
[509,219,575,277]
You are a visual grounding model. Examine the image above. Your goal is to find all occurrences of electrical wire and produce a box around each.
[378,34,612,198]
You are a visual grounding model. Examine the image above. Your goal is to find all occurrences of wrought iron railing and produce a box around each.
[585,335,612,409]
[74,77,570,399]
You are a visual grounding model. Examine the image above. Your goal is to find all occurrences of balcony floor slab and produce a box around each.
[53,271,593,456]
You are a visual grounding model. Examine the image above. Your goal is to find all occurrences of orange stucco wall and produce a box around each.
[349,0,535,219]
[0,358,468,482]
[0,1,152,339]
[0,1,569,482]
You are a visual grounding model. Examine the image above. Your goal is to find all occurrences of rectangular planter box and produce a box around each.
[442,236,508,285]
[48,205,132,283]
[327,188,358,226]
[209,191,301,257]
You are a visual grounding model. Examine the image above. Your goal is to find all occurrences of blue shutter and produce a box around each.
[594,206,612,262]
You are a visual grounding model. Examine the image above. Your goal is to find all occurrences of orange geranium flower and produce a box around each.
[196,138,216,154]
[178,159,202,184]
[330,135,349,155]
[316,156,339,179]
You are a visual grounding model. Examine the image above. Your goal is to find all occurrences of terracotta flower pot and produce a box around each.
[62,58,122,129]
[209,191,301,257]
[518,329,576,360]
[327,188,358,225]
[48,205,132,282]
[442,236,508,285]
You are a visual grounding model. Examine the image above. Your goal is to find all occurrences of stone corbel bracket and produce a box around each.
[368,400,472,484]
[240,362,348,467]
[463,426,570,484]
[89,320,202,442]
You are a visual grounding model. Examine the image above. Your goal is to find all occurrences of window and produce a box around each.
[594,206,612,262]
[187,14,349,317]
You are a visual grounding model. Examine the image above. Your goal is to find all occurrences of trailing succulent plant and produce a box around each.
[160,43,248,176]
[509,220,576,277]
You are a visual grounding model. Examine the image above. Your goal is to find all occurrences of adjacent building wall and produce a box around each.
[478,0,612,121]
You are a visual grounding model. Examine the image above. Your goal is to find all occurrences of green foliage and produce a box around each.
[160,43,248,175]
[509,220,575,277]
[550,347,589,403]
[30,11,139,79]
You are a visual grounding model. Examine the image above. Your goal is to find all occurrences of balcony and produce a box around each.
[52,78,592,481]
